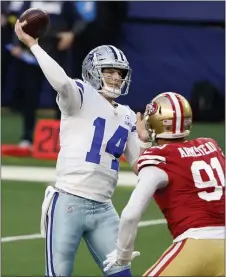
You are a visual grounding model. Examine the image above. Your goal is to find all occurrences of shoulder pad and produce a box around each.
[137,145,167,171]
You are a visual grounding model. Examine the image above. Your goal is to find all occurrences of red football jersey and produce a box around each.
[137,138,225,239]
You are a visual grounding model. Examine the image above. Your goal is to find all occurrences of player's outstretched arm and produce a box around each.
[116,166,168,262]
[103,166,168,272]
[14,20,82,114]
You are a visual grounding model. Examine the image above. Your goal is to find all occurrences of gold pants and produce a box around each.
[143,238,224,276]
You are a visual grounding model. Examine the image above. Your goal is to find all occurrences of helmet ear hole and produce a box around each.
[159,106,162,115]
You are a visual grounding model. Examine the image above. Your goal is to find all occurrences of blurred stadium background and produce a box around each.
[1,1,225,276]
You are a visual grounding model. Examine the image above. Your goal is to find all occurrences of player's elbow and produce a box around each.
[121,208,141,225]
[51,74,71,94]
[55,81,69,94]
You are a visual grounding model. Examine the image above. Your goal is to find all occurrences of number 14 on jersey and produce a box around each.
[85,117,129,171]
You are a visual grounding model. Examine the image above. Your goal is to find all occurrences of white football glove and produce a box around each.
[103,249,140,272]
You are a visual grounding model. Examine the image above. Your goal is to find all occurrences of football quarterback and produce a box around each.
[104,92,225,277]
[14,20,150,277]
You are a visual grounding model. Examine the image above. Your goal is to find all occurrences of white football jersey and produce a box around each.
[55,79,140,202]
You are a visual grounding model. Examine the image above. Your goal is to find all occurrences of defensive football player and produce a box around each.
[104,92,225,277]
[14,20,149,276]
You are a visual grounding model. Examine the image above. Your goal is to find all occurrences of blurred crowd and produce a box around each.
[1,1,127,148]
[2,1,224,154]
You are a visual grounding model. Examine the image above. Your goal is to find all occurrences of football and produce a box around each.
[19,8,50,39]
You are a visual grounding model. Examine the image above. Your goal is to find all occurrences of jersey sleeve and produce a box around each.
[208,138,225,158]
[30,44,84,115]
[56,79,85,115]
[123,109,140,167]
[137,145,168,173]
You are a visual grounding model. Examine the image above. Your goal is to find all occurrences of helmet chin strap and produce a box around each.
[101,86,121,98]
[99,78,121,99]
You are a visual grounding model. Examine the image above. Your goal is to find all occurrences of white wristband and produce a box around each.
[140,140,152,149]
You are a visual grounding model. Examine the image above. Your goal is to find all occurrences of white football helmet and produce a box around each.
[144,92,193,141]
[82,45,132,98]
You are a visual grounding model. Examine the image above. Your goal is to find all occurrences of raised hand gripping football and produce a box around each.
[14,20,38,48]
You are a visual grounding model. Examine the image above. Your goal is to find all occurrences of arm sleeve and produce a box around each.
[208,138,225,157]
[116,166,168,262]
[30,44,83,115]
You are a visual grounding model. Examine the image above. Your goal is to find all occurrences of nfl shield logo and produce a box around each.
[67,206,73,213]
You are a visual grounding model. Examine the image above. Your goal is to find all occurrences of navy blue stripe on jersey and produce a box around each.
[108,46,118,60]
[75,81,84,109]
[75,81,84,94]
[78,89,83,108]
[131,126,136,132]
